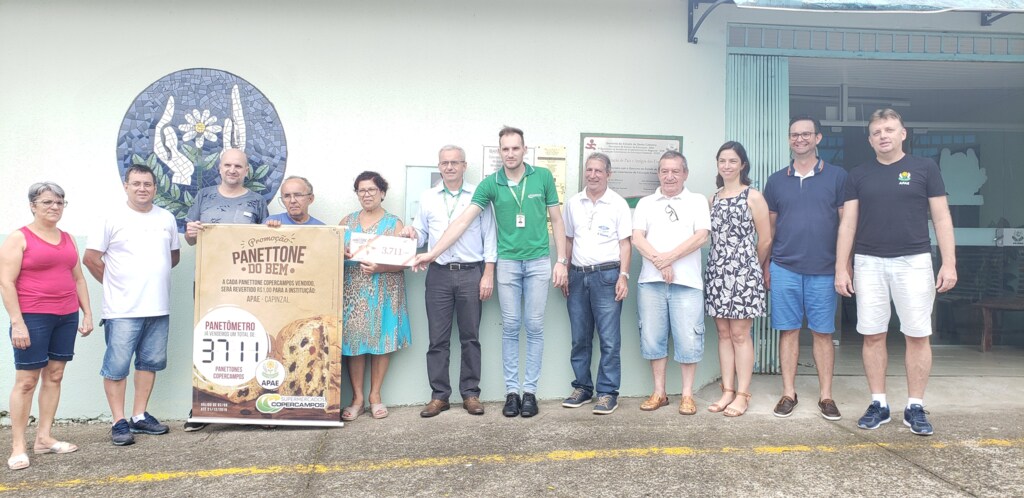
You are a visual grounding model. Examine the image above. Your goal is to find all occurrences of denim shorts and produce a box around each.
[637,282,704,363]
[100,316,170,380]
[11,312,78,370]
[769,262,837,333]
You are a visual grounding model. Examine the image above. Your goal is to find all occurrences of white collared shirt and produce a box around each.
[411,181,497,264]
[563,187,631,267]
[632,187,711,288]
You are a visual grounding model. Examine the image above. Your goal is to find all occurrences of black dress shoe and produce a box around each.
[502,393,521,417]
[521,392,539,417]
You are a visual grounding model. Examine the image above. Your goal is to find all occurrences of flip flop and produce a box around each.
[33,441,78,455]
[7,453,29,471]
[341,405,365,421]
[370,403,388,419]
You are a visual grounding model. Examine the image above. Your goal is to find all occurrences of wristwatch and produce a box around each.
[556,257,568,265]
[619,272,629,279]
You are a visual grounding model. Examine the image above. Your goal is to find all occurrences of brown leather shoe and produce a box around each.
[818,398,842,421]
[463,397,485,415]
[773,394,798,418]
[420,399,450,418]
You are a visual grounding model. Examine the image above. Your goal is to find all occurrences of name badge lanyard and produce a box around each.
[508,176,528,228]
[442,187,463,221]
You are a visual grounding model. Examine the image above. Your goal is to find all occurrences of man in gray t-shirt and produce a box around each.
[182,148,268,432]
[184,148,268,245]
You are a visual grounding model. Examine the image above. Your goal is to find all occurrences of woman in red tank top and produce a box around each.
[0,182,93,471]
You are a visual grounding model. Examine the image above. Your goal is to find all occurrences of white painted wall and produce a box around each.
[1,1,1021,420]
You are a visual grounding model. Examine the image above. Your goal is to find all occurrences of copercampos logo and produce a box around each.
[256,394,283,414]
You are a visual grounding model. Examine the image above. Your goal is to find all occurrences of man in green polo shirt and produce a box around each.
[412,126,567,419]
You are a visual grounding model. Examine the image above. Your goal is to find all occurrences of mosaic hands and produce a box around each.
[154,85,247,186]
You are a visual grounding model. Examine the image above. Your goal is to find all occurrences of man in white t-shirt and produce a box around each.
[631,150,711,415]
[84,164,181,446]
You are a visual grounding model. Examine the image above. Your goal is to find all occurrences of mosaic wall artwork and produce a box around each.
[116,68,287,231]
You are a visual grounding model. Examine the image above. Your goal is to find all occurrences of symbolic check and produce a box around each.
[348,233,417,266]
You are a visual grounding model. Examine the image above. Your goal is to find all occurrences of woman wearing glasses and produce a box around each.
[704,142,771,417]
[1,182,93,470]
[339,171,411,421]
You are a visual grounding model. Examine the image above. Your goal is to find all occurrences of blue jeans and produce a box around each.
[496,257,550,394]
[566,267,622,396]
[637,282,704,364]
[100,316,170,380]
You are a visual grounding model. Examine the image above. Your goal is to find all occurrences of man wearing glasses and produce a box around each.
[631,150,710,415]
[84,164,181,446]
[762,116,847,421]
[560,152,632,415]
[267,176,324,226]
[401,145,496,418]
[411,127,567,418]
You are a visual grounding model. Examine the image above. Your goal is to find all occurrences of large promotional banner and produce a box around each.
[191,224,344,427]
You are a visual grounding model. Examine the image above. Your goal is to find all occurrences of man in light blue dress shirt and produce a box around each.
[402,145,497,417]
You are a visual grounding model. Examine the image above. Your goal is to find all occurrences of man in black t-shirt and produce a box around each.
[835,109,957,437]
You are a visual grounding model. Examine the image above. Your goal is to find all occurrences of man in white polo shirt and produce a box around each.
[560,152,632,415]
[632,150,711,415]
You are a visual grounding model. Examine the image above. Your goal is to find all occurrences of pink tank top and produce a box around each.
[16,226,80,314]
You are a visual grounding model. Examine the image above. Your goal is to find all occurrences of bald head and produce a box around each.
[219,149,249,190]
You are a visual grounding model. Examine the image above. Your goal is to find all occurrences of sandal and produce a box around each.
[341,404,365,421]
[707,384,736,413]
[370,403,389,419]
[724,392,752,417]
[678,396,697,415]
[639,393,669,411]
[7,453,29,471]
[33,441,78,454]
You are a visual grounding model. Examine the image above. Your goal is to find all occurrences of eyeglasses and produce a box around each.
[665,204,678,222]
[356,188,380,196]
[127,181,155,189]
[788,131,816,140]
[439,161,465,167]
[280,193,311,201]
[34,200,68,208]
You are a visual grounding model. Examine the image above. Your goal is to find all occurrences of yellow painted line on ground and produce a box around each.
[1,437,1021,493]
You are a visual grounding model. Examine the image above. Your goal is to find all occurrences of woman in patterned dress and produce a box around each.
[340,171,411,421]
[704,142,771,417]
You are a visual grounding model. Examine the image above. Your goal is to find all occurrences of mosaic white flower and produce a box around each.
[178,109,223,148]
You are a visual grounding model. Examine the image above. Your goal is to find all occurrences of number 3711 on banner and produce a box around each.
[348,233,417,266]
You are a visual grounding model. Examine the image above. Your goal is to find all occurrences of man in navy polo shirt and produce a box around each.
[763,115,847,421]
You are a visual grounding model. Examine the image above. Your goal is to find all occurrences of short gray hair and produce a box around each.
[282,175,314,194]
[585,152,611,173]
[659,150,688,172]
[438,144,466,160]
[28,181,65,203]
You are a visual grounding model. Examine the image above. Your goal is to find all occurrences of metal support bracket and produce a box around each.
[981,12,1012,27]
[688,0,731,44]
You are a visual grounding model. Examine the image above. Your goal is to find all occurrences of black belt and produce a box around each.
[431,261,481,271]
[571,262,620,273]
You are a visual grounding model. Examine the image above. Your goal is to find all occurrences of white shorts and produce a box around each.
[853,253,936,338]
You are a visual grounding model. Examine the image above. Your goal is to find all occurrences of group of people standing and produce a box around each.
[402,115,955,439]
[2,109,956,471]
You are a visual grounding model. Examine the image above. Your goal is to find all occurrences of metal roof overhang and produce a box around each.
[688,0,1023,43]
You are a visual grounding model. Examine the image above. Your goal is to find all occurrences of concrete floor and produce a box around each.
[2,345,1022,497]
